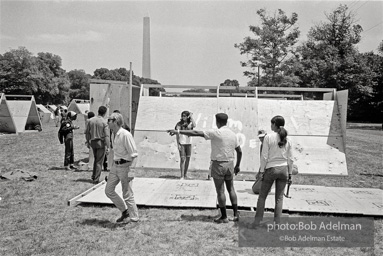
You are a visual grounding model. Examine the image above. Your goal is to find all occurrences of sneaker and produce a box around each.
[129,217,140,223]
[180,177,184,180]
[69,165,77,170]
[214,217,229,224]
[64,166,70,171]
[229,216,239,222]
[116,210,130,223]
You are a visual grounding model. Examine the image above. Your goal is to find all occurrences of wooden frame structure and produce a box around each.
[134,85,348,176]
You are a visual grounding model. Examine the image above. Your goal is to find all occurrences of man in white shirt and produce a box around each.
[168,113,242,223]
[105,112,139,223]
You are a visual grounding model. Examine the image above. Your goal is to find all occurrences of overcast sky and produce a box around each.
[1,0,382,87]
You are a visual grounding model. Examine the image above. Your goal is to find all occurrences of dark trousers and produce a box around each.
[91,139,106,182]
[64,139,74,167]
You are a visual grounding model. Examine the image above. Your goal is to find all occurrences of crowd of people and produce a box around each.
[58,105,294,226]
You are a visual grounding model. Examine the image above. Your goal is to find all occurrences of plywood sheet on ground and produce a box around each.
[282,185,361,214]
[257,99,342,136]
[144,179,217,208]
[72,178,383,216]
[326,187,383,216]
[76,178,167,205]
[224,180,278,210]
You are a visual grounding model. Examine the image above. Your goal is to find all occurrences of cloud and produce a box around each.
[27,30,103,44]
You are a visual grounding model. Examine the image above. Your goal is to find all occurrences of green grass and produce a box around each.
[0,121,382,256]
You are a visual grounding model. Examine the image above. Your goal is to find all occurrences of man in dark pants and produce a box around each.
[168,113,242,223]
[85,106,110,184]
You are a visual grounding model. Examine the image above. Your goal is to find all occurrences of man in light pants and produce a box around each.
[105,112,139,223]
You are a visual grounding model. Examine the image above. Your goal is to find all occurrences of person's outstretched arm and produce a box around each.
[167,129,204,137]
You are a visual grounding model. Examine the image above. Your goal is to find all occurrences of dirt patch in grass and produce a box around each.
[0,122,381,255]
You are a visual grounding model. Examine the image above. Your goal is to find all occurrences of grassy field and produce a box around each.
[0,120,382,256]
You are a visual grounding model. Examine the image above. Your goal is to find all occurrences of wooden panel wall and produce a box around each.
[134,96,348,175]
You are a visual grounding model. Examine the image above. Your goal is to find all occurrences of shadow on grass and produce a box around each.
[78,218,130,229]
[74,157,89,164]
[159,175,180,179]
[74,178,94,184]
[180,214,214,222]
[48,166,68,171]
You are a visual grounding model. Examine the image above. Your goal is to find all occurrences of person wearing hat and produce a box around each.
[59,111,80,170]
[168,113,242,223]
[105,112,139,223]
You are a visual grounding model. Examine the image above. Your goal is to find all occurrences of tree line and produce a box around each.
[0,4,381,122]
[0,48,161,105]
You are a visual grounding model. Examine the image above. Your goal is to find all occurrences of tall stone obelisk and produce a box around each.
[142,16,151,79]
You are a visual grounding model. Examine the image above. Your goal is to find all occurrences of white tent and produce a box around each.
[0,93,17,134]
[5,95,42,133]
[36,104,52,123]
[68,99,90,120]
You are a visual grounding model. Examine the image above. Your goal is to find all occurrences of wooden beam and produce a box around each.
[142,84,236,90]
[67,181,106,206]
[90,79,140,88]
[254,87,336,92]
[258,94,303,98]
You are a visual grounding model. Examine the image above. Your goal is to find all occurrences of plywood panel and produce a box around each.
[218,98,259,172]
[135,97,218,131]
[258,99,342,136]
[135,130,211,171]
[336,90,348,149]
[90,83,110,114]
[225,180,278,210]
[77,178,167,205]
[72,178,383,216]
[26,101,41,128]
[326,187,383,216]
[0,94,16,133]
[7,101,31,117]
[144,179,217,208]
[290,136,347,175]
[282,185,359,214]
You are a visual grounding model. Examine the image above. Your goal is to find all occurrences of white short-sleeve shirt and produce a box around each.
[203,126,239,161]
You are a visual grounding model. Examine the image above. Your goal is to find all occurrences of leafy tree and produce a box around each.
[0,47,70,104]
[208,79,239,93]
[92,67,163,96]
[235,9,300,86]
[378,40,383,55]
[286,4,381,121]
[68,69,91,100]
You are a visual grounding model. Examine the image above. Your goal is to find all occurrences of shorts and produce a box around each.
[211,160,234,180]
[179,144,191,157]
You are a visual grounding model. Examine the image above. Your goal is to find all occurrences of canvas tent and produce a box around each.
[0,93,17,133]
[36,104,52,123]
[5,95,42,133]
[68,99,90,120]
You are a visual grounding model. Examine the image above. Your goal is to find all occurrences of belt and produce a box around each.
[114,159,130,165]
